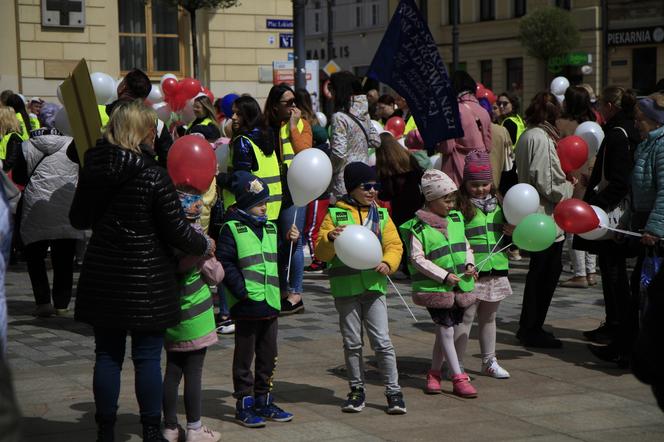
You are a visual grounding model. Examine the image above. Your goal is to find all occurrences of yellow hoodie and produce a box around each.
[315,200,403,273]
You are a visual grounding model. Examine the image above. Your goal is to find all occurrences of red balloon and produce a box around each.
[180,78,201,99]
[557,135,589,174]
[475,83,497,104]
[167,135,217,192]
[162,78,178,96]
[385,116,406,138]
[202,87,214,103]
[553,198,599,234]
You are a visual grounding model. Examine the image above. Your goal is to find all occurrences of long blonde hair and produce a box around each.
[104,100,157,153]
[194,96,219,129]
[0,106,20,137]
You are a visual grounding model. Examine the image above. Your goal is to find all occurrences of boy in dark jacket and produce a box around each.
[217,171,298,428]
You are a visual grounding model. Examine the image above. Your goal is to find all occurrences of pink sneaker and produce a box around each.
[425,370,442,394]
[451,373,477,398]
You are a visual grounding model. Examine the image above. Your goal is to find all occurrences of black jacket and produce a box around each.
[217,208,279,320]
[70,140,208,331]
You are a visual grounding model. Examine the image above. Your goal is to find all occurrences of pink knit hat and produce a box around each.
[463,150,493,182]
[421,169,457,202]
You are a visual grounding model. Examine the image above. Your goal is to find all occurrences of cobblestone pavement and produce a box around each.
[6,258,664,441]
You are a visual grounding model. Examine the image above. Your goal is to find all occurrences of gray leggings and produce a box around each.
[163,348,207,428]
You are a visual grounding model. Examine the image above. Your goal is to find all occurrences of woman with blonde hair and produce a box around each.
[185,95,221,141]
[70,100,214,441]
[0,107,22,171]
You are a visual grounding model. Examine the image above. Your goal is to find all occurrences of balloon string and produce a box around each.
[286,210,298,284]
[386,275,418,322]
[476,243,513,272]
[602,225,643,238]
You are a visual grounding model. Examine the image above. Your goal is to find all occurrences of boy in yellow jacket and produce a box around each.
[315,162,405,415]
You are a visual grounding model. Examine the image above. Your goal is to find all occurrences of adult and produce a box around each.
[0,90,13,106]
[11,128,84,318]
[328,71,380,198]
[440,71,492,186]
[185,95,221,141]
[514,91,574,348]
[6,94,34,140]
[497,91,525,145]
[69,100,212,441]
[556,86,598,289]
[575,87,639,365]
[375,94,402,126]
[0,107,22,171]
[264,84,312,314]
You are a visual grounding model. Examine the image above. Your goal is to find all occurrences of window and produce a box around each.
[556,0,571,10]
[480,0,495,21]
[371,4,379,26]
[314,11,320,32]
[506,57,523,93]
[514,0,526,17]
[356,5,362,27]
[480,60,493,89]
[118,0,184,77]
[448,0,460,24]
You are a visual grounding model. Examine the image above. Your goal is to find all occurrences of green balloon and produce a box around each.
[513,213,557,252]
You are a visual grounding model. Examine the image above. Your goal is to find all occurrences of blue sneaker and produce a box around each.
[235,396,266,428]
[255,393,294,422]
[341,387,365,413]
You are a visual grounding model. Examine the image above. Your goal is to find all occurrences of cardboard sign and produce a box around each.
[59,59,102,166]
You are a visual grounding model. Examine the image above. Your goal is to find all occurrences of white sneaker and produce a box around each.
[163,425,184,442]
[186,425,221,442]
[481,358,510,379]
[216,321,235,334]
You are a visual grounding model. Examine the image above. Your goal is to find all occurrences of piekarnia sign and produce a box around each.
[607,26,664,47]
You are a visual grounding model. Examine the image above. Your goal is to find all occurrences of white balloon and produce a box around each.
[574,121,604,156]
[555,94,565,104]
[181,100,195,124]
[17,93,27,104]
[429,153,442,170]
[287,148,333,207]
[579,205,609,240]
[371,120,383,134]
[54,108,72,135]
[90,72,116,105]
[334,225,383,270]
[56,83,64,104]
[367,152,376,167]
[153,102,171,122]
[315,111,327,128]
[213,139,231,173]
[160,73,177,86]
[550,76,570,96]
[503,183,540,224]
[148,84,164,103]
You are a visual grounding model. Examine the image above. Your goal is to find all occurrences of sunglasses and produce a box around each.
[497,101,511,107]
[280,99,296,107]
[361,183,381,191]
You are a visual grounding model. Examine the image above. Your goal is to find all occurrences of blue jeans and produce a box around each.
[93,328,164,421]
[278,205,305,294]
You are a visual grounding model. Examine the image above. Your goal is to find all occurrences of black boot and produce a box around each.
[141,415,167,441]
[95,412,116,442]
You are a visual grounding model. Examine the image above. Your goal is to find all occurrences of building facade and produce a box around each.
[0,0,294,103]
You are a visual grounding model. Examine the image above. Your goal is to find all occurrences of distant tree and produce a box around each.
[167,0,241,79]
[518,6,580,87]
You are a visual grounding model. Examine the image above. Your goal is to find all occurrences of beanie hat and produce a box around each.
[463,150,493,183]
[231,171,269,210]
[421,169,457,202]
[344,162,377,193]
[638,97,664,125]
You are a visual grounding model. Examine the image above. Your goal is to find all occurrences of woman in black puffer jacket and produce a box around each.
[69,100,212,442]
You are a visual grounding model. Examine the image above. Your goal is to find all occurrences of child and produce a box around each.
[399,169,478,398]
[217,171,297,428]
[315,162,407,415]
[163,189,225,442]
[455,151,512,379]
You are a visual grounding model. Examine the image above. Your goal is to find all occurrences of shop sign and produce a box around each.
[607,26,664,46]
[548,52,591,73]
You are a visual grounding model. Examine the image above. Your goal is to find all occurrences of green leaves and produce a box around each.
[165,0,241,13]
[518,6,580,62]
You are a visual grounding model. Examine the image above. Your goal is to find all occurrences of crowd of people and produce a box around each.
[0,67,663,441]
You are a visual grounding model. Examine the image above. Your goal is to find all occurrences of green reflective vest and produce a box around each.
[224,220,281,311]
[279,118,303,167]
[464,206,508,273]
[98,105,110,129]
[327,207,388,298]
[185,117,216,135]
[400,211,474,293]
[15,113,29,141]
[404,115,417,135]
[503,115,525,146]
[0,132,20,160]
[29,116,40,131]
[165,269,216,343]
[223,135,283,221]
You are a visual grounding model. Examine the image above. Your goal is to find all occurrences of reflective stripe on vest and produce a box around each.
[185,117,216,135]
[327,207,388,298]
[15,113,29,141]
[0,132,20,160]
[464,207,509,272]
[279,119,303,167]
[224,220,281,311]
[503,115,525,145]
[165,270,216,343]
[98,105,110,129]
[400,211,474,293]
[222,135,283,220]
[404,115,417,135]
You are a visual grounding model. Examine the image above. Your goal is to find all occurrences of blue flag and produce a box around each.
[367,0,463,149]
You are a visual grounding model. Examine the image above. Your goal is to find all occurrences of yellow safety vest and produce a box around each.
[185,117,216,135]
[0,132,20,160]
[15,113,29,141]
[502,115,526,146]
[404,115,417,136]
[279,118,304,167]
[98,105,110,129]
[223,135,283,221]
